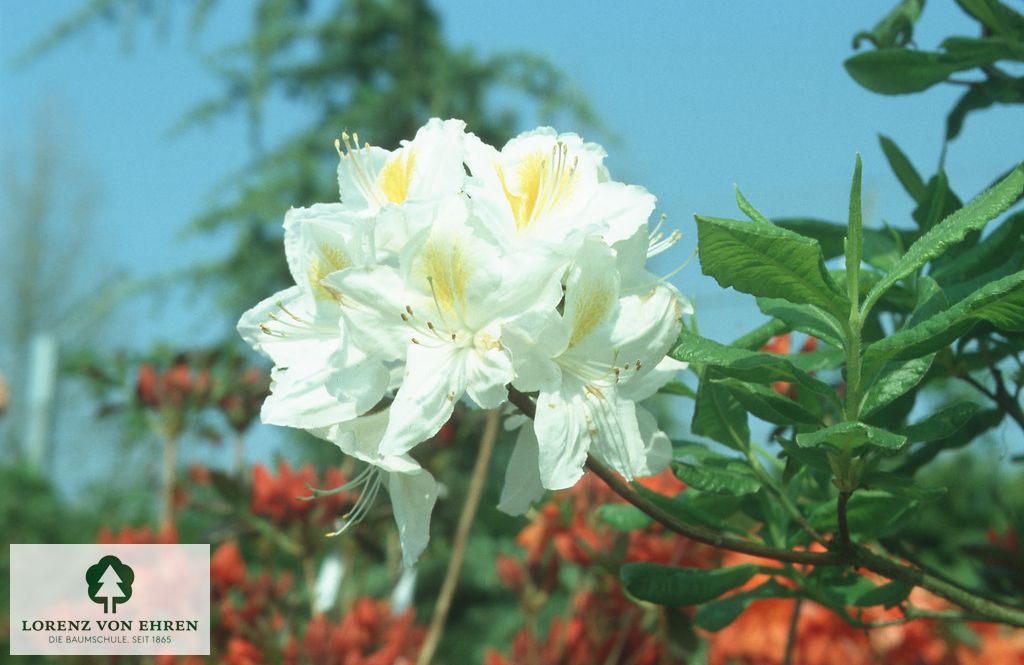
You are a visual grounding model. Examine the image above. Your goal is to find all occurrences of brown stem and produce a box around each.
[837,491,852,551]
[507,386,1024,627]
[161,435,177,527]
[415,409,500,665]
[302,555,317,617]
[782,598,803,665]
[233,432,246,478]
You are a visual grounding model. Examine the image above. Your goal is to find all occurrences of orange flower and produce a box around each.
[250,461,351,526]
[211,541,247,594]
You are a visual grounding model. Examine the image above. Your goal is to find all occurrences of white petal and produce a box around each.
[498,424,546,515]
[464,343,514,409]
[533,383,589,490]
[580,182,656,245]
[504,309,568,393]
[323,332,390,414]
[620,356,688,403]
[261,363,359,429]
[636,405,672,477]
[386,468,439,567]
[337,143,390,209]
[379,341,466,455]
[584,385,648,481]
[324,265,425,361]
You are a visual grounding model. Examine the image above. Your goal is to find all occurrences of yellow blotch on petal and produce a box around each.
[309,243,350,301]
[420,236,471,318]
[378,149,417,204]
[567,285,614,348]
[498,143,577,231]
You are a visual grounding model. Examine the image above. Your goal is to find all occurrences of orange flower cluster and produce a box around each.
[207,541,423,665]
[251,461,352,527]
[216,366,271,435]
[706,552,1024,664]
[487,586,666,665]
[515,471,707,569]
[282,599,425,665]
[137,360,210,410]
[489,469,718,664]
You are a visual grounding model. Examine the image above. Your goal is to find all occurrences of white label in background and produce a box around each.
[9,544,210,656]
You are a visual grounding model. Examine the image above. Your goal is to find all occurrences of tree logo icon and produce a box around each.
[86,555,134,614]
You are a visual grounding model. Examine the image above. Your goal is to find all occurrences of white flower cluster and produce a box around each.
[239,118,689,564]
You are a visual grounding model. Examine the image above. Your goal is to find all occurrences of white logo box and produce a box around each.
[9,544,210,656]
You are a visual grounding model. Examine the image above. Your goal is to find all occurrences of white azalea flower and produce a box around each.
[239,117,692,563]
[504,237,684,491]
[464,126,655,251]
[314,409,438,567]
[237,204,388,429]
[324,194,564,456]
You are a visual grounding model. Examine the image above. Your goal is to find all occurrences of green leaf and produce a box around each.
[796,421,907,452]
[778,437,833,474]
[955,0,1024,41]
[810,491,914,539]
[695,580,792,631]
[946,78,1024,140]
[879,134,926,203]
[659,379,698,399]
[897,401,981,443]
[863,269,1024,375]
[860,354,935,417]
[865,165,1024,311]
[735,186,771,224]
[931,211,1024,286]
[597,504,653,531]
[853,580,913,608]
[912,171,962,232]
[715,377,823,426]
[860,471,947,501]
[844,41,1023,95]
[692,369,750,452]
[673,459,762,496]
[621,563,757,607]
[898,408,1004,473]
[695,214,848,317]
[852,0,924,50]
[775,218,917,265]
[756,299,844,348]
[673,329,839,403]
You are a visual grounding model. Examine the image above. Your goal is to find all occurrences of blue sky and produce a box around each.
[2,2,1022,485]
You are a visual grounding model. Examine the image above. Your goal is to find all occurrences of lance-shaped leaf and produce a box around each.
[898,408,1003,473]
[714,377,823,426]
[673,459,762,496]
[692,369,750,452]
[864,165,1024,311]
[860,471,946,501]
[863,269,1024,376]
[621,563,757,607]
[844,39,1024,95]
[756,298,844,348]
[796,421,907,452]
[931,211,1024,286]
[695,580,793,631]
[853,580,913,608]
[673,329,839,404]
[879,134,926,203]
[860,354,935,417]
[597,504,653,531]
[897,401,981,443]
[695,215,848,318]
